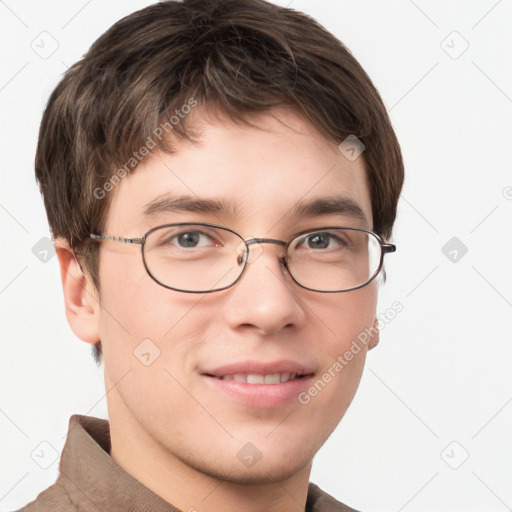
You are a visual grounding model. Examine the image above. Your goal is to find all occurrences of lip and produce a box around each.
[201,359,316,409]
[202,359,316,377]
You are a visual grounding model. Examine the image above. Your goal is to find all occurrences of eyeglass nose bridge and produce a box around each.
[237,237,287,266]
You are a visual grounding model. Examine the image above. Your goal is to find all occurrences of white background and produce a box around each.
[1,1,511,511]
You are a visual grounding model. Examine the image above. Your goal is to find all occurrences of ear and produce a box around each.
[367,317,380,350]
[55,239,101,345]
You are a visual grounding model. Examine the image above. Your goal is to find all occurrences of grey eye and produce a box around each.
[176,232,201,247]
[305,233,330,249]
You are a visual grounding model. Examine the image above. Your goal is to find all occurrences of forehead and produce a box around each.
[106,108,372,233]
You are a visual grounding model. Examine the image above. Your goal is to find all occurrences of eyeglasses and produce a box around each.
[89,223,396,293]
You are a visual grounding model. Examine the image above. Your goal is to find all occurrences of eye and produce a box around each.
[297,231,350,250]
[169,230,218,248]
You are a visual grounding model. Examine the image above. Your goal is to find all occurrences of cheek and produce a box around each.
[96,260,205,421]
[317,281,378,353]
[96,251,211,373]
[97,248,176,335]
[95,251,170,374]
[305,283,378,408]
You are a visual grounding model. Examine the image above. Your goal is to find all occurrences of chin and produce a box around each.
[205,458,311,486]
[177,442,314,485]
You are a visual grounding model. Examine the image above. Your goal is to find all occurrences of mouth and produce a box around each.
[204,371,312,384]
[200,360,316,408]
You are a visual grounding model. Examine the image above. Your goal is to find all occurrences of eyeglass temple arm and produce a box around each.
[381,243,396,254]
[89,234,143,245]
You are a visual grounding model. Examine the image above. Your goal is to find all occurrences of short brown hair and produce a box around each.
[35,0,404,363]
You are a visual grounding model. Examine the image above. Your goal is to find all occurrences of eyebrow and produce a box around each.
[143,194,237,217]
[290,196,369,225]
[143,193,368,225]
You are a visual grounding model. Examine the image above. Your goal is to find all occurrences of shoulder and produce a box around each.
[307,482,362,512]
[16,483,74,512]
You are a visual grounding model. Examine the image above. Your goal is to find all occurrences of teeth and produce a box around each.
[247,374,265,384]
[217,372,302,384]
[264,373,281,384]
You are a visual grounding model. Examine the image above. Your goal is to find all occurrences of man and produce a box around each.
[21,0,404,510]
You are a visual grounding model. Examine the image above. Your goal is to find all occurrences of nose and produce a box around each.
[221,240,307,336]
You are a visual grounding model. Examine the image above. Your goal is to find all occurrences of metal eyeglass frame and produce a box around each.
[89,222,396,293]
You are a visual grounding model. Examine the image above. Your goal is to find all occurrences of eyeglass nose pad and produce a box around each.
[236,251,246,266]
[235,241,248,266]
[235,239,265,266]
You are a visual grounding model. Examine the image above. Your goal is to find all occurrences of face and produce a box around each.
[91,108,379,484]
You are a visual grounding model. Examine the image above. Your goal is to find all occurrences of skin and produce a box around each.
[56,107,380,512]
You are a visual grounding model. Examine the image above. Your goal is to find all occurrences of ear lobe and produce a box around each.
[368,317,380,350]
[55,239,101,345]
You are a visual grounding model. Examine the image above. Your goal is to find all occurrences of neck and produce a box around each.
[109,412,312,512]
